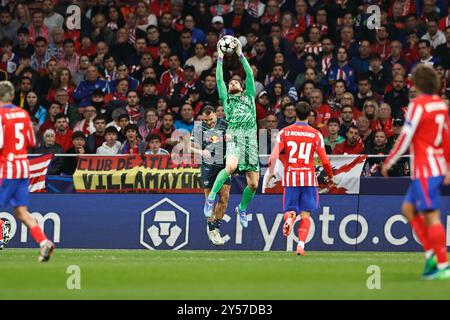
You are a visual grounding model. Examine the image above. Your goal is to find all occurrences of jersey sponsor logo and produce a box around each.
[140,197,189,250]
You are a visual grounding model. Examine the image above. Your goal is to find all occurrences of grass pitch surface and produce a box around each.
[0,249,449,300]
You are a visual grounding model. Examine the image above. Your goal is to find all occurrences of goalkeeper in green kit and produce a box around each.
[203,38,259,228]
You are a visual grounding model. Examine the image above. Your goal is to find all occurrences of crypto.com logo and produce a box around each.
[366,5,381,30]
[66,5,81,31]
[140,198,190,250]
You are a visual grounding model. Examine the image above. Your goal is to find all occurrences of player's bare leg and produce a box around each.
[204,155,238,217]
[296,211,311,256]
[235,171,258,228]
[15,206,55,262]
[422,209,450,279]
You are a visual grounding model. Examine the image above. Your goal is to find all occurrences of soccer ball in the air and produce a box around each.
[218,36,238,55]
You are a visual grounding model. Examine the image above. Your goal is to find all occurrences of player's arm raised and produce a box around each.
[216,42,228,106]
[236,41,256,98]
[382,102,423,177]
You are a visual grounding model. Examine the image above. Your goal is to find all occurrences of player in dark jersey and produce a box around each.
[191,106,230,245]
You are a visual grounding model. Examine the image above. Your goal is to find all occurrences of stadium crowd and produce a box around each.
[0,0,449,176]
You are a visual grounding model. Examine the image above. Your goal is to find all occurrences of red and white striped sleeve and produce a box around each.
[384,101,423,169]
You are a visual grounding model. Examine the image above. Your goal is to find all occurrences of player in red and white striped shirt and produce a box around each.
[268,102,333,255]
[383,65,450,280]
[0,81,55,262]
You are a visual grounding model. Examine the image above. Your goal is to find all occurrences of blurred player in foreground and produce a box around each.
[268,102,334,255]
[0,81,55,261]
[382,65,450,280]
[204,38,259,228]
[191,106,230,246]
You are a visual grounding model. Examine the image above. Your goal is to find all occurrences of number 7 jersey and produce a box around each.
[384,94,450,179]
[0,104,35,179]
[275,122,333,187]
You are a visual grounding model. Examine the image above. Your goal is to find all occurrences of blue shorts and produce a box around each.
[404,176,444,212]
[283,186,319,213]
[0,179,29,208]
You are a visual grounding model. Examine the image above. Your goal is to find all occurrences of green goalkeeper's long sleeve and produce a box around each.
[216,58,228,106]
[240,54,256,98]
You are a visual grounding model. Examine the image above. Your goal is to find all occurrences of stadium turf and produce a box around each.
[1,249,449,300]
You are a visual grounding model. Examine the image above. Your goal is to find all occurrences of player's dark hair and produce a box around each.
[411,64,439,94]
[295,101,312,121]
[202,105,216,115]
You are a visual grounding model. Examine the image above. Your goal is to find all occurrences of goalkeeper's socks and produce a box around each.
[207,221,216,232]
[208,169,231,201]
[298,216,311,245]
[30,225,47,245]
[428,223,448,269]
[410,215,432,252]
[238,186,256,211]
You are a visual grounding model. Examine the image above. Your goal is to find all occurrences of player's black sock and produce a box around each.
[214,219,222,230]
[207,221,215,231]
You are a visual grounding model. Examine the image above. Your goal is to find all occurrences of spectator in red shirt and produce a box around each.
[54,113,74,152]
[152,112,177,153]
[371,102,394,138]
[86,115,107,152]
[160,54,184,96]
[333,125,364,155]
[371,25,391,60]
[310,88,331,128]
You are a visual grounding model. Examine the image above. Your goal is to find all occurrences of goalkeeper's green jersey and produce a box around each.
[216,55,257,130]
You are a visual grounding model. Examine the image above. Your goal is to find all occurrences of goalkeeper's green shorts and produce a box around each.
[226,131,260,173]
